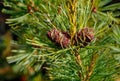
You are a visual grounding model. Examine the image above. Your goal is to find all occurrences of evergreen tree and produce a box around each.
[2,0,120,81]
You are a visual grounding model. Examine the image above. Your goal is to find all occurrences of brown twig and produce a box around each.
[73,48,98,81]
[84,53,98,81]
[73,48,85,81]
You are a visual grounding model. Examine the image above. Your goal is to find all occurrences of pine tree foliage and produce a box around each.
[2,0,120,81]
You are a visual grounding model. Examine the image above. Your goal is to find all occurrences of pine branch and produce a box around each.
[2,0,120,81]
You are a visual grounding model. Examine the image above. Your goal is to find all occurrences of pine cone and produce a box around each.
[47,28,71,48]
[47,27,94,48]
[75,27,94,47]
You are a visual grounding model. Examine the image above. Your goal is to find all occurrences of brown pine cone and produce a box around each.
[47,28,71,48]
[75,27,94,47]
